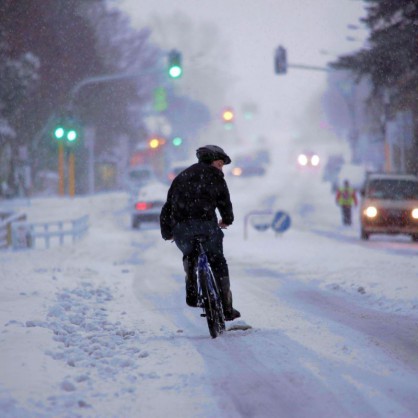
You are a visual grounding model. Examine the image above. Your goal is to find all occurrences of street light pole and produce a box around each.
[383,89,391,173]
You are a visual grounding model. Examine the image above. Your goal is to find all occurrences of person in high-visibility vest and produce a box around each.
[336,179,358,225]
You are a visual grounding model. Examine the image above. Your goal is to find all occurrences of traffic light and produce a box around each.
[52,118,80,144]
[242,102,257,120]
[148,137,165,149]
[222,109,234,123]
[53,126,65,140]
[172,136,183,147]
[168,49,182,79]
[66,128,78,143]
[222,108,234,130]
[274,45,287,74]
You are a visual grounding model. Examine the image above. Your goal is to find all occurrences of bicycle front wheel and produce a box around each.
[200,270,225,338]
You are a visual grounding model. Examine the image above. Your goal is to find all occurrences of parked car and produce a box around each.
[360,172,418,241]
[131,181,167,229]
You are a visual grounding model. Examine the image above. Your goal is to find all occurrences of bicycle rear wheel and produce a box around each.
[200,269,225,338]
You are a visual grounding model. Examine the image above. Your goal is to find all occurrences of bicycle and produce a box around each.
[193,235,225,339]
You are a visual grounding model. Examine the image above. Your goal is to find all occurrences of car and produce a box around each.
[230,154,266,177]
[167,165,188,182]
[131,181,167,229]
[126,165,158,193]
[297,151,320,169]
[360,172,418,241]
[166,159,194,182]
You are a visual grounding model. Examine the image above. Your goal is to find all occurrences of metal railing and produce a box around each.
[0,212,27,249]
[11,215,89,250]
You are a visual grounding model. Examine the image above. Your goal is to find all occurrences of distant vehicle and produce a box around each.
[166,160,194,182]
[131,181,167,229]
[126,165,157,193]
[297,151,320,169]
[254,149,271,165]
[360,172,418,241]
[230,154,267,177]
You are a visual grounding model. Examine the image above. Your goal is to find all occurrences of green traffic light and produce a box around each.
[67,130,77,142]
[172,136,183,146]
[169,65,182,79]
[168,50,182,79]
[54,127,65,139]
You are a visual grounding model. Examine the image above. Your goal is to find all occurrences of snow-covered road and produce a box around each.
[1,168,418,417]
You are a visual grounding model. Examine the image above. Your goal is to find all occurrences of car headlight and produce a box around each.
[231,167,242,176]
[298,154,308,166]
[364,206,378,218]
[311,155,320,166]
[412,208,418,219]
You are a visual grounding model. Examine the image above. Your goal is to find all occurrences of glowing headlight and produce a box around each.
[412,208,418,219]
[364,206,378,218]
[298,154,308,166]
[231,167,242,176]
[311,155,320,166]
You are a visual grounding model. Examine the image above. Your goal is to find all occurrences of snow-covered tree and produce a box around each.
[331,0,418,173]
[0,24,39,196]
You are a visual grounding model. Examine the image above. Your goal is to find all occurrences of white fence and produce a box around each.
[0,212,27,249]
[11,215,89,250]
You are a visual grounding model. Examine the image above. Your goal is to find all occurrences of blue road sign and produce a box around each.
[271,211,291,233]
[250,214,272,231]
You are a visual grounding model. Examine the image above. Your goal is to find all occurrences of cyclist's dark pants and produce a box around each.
[173,220,229,280]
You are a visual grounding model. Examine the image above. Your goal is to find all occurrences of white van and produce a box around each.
[360,172,418,241]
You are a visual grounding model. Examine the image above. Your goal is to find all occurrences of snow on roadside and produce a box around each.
[0,193,210,417]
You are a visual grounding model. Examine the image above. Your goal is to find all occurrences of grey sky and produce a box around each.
[117,0,367,146]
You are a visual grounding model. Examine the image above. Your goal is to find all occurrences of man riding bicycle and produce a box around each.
[160,145,241,321]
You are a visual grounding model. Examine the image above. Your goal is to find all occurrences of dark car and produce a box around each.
[230,154,266,177]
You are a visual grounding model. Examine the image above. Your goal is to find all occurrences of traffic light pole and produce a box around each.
[66,69,162,196]
[58,142,65,196]
[288,63,331,72]
[68,68,161,110]
[68,49,180,109]
[68,150,75,197]
[64,53,180,195]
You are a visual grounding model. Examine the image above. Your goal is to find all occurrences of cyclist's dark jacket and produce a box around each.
[160,162,234,240]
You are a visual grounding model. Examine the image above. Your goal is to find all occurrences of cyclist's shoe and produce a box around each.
[224,308,241,321]
[185,284,198,307]
[186,292,198,307]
